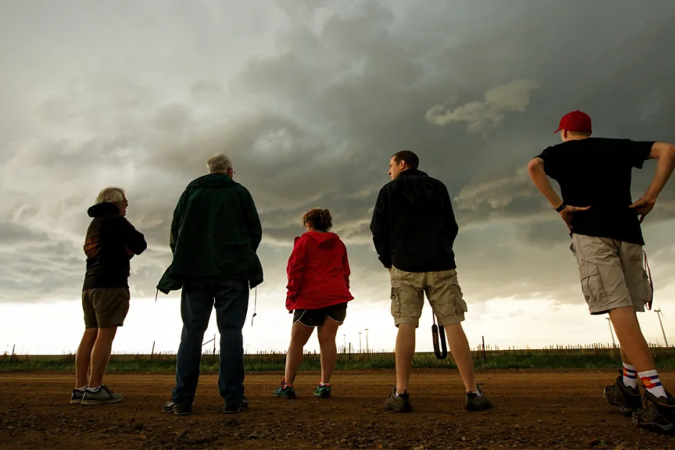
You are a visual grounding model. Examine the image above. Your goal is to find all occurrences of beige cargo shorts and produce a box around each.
[570,234,652,315]
[82,287,131,328]
[390,266,468,327]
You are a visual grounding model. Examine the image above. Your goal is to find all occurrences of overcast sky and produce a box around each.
[2,0,675,355]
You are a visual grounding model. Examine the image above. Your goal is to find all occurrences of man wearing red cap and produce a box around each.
[527,110,675,433]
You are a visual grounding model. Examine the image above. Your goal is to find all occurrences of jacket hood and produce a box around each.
[304,230,339,248]
[395,169,441,207]
[87,202,120,218]
[187,173,238,189]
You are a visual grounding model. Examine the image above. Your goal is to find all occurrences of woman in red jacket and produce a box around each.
[274,208,353,399]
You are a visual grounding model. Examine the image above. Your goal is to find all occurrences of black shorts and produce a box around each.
[293,303,348,328]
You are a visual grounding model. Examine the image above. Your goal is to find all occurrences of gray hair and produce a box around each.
[95,187,126,204]
[207,154,233,174]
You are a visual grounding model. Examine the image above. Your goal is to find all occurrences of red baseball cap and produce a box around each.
[554,110,592,134]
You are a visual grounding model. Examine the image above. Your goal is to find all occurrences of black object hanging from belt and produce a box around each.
[432,313,448,359]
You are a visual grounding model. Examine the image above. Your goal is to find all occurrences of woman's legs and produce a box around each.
[284,321,314,385]
[317,318,341,384]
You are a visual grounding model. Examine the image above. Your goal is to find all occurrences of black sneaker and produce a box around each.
[466,384,493,411]
[223,399,246,414]
[604,372,642,415]
[70,388,86,404]
[163,401,192,416]
[384,386,412,413]
[81,385,123,406]
[633,390,675,434]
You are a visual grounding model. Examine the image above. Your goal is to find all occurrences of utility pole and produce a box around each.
[606,317,616,347]
[358,332,362,353]
[655,309,669,347]
[365,329,369,353]
[343,334,346,353]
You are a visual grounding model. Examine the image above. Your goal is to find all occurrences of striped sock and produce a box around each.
[622,363,638,389]
[639,370,667,398]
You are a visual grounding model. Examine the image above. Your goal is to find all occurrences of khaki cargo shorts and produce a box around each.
[390,266,468,327]
[571,234,652,315]
[82,287,131,328]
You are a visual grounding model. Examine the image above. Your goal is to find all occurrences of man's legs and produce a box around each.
[172,279,214,406]
[444,323,477,393]
[88,327,118,387]
[389,267,425,394]
[213,279,249,407]
[75,328,97,388]
[395,324,416,393]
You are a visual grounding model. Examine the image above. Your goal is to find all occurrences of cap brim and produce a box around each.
[553,128,562,134]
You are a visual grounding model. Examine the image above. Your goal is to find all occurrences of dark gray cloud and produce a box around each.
[1,0,675,309]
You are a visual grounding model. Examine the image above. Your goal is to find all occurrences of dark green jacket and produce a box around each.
[157,174,263,294]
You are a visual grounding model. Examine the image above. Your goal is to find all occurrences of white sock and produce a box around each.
[622,363,638,389]
[470,390,483,397]
[87,385,102,392]
[75,386,87,392]
[639,370,667,398]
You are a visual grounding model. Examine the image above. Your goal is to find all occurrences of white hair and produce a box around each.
[95,187,126,204]
[207,154,233,174]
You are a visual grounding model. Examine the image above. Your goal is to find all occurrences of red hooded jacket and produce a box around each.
[285,231,353,311]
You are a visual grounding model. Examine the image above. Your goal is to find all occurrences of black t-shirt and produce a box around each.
[535,137,653,245]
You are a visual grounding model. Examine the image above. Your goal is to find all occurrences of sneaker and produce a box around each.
[384,386,412,413]
[604,372,642,415]
[81,385,123,406]
[314,385,332,399]
[274,381,297,399]
[633,390,675,434]
[465,384,493,411]
[222,400,246,414]
[163,401,192,416]
[70,388,86,404]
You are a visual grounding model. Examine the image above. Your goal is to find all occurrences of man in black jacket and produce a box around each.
[370,150,492,413]
[72,187,147,406]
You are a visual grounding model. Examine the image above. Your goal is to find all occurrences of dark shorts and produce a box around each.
[293,303,348,328]
[82,287,130,328]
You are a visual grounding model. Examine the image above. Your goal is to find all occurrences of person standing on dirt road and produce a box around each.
[274,208,354,400]
[158,153,263,416]
[527,110,675,433]
[369,150,493,413]
[73,187,147,406]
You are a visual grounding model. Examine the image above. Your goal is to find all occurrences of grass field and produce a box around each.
[4,344,675,372]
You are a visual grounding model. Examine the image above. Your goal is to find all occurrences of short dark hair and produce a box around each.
[302,208,332,231]
[392,150,419,170]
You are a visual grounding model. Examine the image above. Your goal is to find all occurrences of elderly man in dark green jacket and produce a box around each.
[159,154,263,416]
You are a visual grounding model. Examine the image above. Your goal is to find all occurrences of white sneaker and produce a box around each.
[81,385,123,405]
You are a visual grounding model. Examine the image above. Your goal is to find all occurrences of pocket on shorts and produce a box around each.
[390,277,401,317]
[640,269,653,305]
[579,263,607,306]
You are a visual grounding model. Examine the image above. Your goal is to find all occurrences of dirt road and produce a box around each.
[1,369,674,449]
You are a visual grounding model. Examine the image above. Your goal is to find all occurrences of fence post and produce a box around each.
[482,336,486,360]
[10,344,15,363]
[151,341,155,361]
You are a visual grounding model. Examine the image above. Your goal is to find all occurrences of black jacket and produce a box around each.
[83,202,147,290]
[370,169,459,272]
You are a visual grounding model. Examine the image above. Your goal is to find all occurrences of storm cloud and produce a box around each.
[1,0,675,316]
